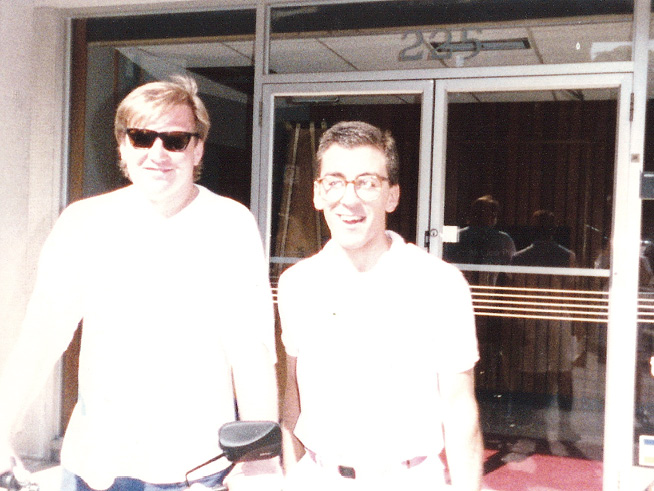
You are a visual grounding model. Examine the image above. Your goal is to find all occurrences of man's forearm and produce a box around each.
[280,355,304,473]
[232,344,279,422]
[446,419,483,491]
[440,369,483,491]
[281,424,304,473]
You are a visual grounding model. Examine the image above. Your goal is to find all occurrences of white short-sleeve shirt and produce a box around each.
[278,231,479,466]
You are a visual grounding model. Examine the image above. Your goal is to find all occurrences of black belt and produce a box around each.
[306,450,427,479]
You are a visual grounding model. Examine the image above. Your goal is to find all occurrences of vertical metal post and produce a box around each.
[250,0,269,251]
[604,0,651,488]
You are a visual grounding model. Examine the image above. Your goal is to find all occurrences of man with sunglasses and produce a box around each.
[278,121,483,490]
[0,76,278,490]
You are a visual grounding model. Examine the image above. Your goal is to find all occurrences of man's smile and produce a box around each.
[337,213,365,225]
[144,164,174,175]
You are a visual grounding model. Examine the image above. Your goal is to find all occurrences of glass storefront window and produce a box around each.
[439,88,616,489]
[443,90,615,272]
[268,92,422,276]
[269,1,633,74]
[635,17,654,473]
[77,10,256,205]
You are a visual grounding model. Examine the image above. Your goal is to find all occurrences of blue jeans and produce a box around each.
[61,467,231,491]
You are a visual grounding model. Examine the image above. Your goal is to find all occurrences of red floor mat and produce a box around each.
[482,450,603,491]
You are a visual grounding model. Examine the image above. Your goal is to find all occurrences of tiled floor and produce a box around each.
[477,349,606,490]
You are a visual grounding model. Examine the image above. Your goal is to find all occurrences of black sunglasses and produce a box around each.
[125,128,199,152]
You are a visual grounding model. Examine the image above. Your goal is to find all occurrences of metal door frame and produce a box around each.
[258,71,647,488]
[257,79,435,258]
[430,72,641,489]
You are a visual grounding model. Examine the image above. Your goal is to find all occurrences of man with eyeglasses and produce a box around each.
[278,121,483,490]
[0,76,278,491]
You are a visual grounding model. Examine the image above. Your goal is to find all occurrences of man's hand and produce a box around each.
[440,369,483,491]
[0,451,29,491]
[0,439,16,478]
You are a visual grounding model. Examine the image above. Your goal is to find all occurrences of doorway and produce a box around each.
[260,73,633,490]
[260,80,434,274]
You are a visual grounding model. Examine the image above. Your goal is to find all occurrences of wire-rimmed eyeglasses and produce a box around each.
[315,174,390,203]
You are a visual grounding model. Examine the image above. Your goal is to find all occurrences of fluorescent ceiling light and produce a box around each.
[430,37,530,53]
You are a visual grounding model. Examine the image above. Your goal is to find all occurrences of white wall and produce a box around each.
[0,0,46,459]
[0,1,71,460]
[0,3,33,355]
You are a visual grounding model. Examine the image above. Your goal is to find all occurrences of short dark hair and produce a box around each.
[532,209,556,239]
[469,195,499,226]
[315,121,399,185]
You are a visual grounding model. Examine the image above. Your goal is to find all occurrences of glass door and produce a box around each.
[258,80,435,276]
[430,74,633,490]
[258,81,435,422]
[258,73,636,489]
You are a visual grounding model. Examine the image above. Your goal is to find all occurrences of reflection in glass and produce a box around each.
[443,89,616,487]
[635,55,654,467]
[443,195,516,267]
[269,2,632,74]
[634,237,654,468]
[444,90,616,272]
[511,210,577,267]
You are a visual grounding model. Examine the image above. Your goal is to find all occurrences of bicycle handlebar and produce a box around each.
[0,471,39,491]
[0,421,281,491]
[0,471,19,491]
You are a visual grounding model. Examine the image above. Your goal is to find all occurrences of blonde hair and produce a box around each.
[114,75,210,180]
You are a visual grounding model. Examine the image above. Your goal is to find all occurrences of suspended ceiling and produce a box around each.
[86,1,644,103]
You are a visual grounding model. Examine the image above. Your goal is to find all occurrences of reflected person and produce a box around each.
[511,210,576,267]
[444,194,516,266]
